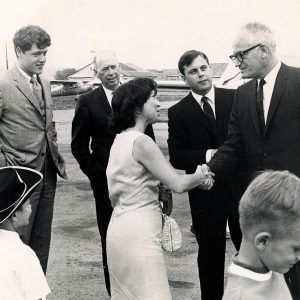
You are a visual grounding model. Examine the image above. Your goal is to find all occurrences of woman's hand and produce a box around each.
[196,164,215,190]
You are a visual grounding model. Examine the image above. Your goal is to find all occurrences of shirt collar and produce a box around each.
[0,229,20,239]
[102,84,117,97]
[191,87,215,104]
[260,60,281,86]
[16,64,32,85]
[229,254,272,282]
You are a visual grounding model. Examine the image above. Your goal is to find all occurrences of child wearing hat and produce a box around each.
[0,166,50,300]
[223,170,300,300]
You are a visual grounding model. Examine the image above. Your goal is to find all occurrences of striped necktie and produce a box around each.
[30,76,43,107]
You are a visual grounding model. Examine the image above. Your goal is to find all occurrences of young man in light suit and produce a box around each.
[0,25,67,273]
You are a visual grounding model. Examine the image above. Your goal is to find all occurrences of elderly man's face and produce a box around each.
[95,54,120,91]
[232,34,265,79]
[17,43,48,76]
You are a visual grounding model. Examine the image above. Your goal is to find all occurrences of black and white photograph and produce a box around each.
[0,0,300,299]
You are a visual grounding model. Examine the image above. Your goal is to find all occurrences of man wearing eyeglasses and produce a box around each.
[207,22,300,299]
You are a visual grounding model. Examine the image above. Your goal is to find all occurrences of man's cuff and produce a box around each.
[206,149,213,163]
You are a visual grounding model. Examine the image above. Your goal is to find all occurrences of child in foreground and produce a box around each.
[0,166,51,300]
[223,170,300,300]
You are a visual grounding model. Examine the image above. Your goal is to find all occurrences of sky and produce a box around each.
[0,0,299,72]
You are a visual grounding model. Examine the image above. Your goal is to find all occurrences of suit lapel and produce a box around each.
[97,86,112,115]
[12,66,42,114]
[265,64,288,131]
[187,93,217,137]
[214,88,226,138]
[249,79,262,139]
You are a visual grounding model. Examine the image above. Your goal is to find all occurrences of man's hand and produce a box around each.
[196,164,215,190]
[158,183,173,216]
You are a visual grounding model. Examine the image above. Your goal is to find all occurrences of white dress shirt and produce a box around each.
[258,60,281,123]
[103,85,117,107]
[191,88,216,117]
[16,64,37,92]
[191,88,216,163]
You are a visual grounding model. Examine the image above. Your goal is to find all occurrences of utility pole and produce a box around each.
[5,42,9,70]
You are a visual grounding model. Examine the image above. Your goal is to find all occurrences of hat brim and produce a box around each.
[0,166,43,224]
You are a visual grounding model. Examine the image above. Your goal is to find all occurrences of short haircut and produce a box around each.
[13,25,51,53]
[239,22,276,48]
[109,77,157,134]
[178,50,209,75]
[239,170,300,238]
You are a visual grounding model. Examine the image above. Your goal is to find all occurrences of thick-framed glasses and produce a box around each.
[229,44,261,64]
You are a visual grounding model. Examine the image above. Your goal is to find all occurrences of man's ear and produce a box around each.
[15,47,23,58]
[181,74,187,84]
[93,67,97,77]
[260,44,269,59]
[254,232,271,251]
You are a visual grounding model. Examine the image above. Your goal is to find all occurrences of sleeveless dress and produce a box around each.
[106,130,172,299]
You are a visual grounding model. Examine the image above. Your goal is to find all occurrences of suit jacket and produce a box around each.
[71,85,155,183]
[209,63,300,181]
[168,87,246,198]
[0,66,67,179]
[168,87,235,173]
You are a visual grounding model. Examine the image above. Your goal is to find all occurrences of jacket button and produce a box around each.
[263,152,267,157]
[41,152,45,156]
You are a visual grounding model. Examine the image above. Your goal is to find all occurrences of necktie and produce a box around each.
[201,96,215,121]
[30,76,43,109]
[256,79,266,134]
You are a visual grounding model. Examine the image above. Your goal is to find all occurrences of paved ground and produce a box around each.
[46,109,235,300]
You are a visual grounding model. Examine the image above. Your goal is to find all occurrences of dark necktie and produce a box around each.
[30,76,44,109]
[256,79,266,134]
[201,96,215,121]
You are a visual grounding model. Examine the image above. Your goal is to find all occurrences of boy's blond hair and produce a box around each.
[239,170,300,238]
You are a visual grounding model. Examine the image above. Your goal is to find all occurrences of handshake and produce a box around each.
[196,164,215,190]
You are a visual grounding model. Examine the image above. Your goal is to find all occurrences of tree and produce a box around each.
[54,68,76,80]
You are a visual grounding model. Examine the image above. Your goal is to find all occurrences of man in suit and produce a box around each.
[168,50,243,300]
[71,51,155,295]
[0,25,67,273]
[207,22,300,299]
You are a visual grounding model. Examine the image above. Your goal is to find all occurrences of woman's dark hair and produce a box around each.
[109,77,157,134]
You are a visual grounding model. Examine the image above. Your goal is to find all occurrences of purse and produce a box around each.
[161,213,182,252]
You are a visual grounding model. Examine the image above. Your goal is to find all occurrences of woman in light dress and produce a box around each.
[106,78,213,299]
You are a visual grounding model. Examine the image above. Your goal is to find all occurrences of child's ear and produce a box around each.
[254,232,271,251]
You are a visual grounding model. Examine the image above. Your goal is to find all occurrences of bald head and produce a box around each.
[94,51,120,91]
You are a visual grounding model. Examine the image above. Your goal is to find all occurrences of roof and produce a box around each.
[149,63,228,78]
[210,63,228,77]
[68,62,154,80]
[68,62,229,80]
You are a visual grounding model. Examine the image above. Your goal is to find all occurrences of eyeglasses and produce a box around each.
[229,44,261,64]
